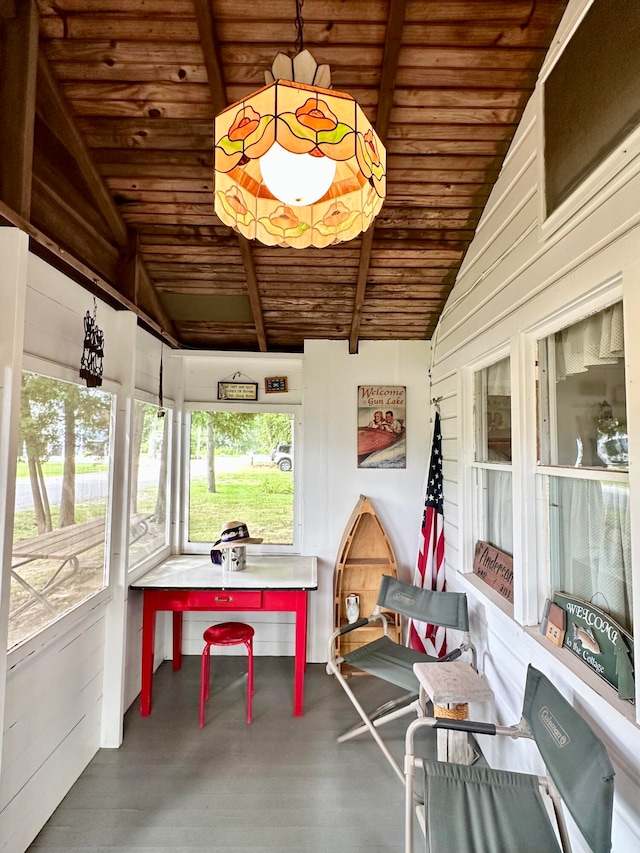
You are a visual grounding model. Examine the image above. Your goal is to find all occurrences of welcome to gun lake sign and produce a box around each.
[553,592,635,702]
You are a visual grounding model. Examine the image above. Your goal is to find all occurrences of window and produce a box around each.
[129,400,172,570]
[186,409,296,548]
[473,357,513,555]
[537,302,626,469]
[544,0,640,214]
[538,302,631,632]
[9,372,113,649]
[474,356,512,464]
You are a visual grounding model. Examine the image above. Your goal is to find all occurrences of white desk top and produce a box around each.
[130,554,318,590]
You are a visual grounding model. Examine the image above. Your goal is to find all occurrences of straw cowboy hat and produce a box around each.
[211,520,263,549]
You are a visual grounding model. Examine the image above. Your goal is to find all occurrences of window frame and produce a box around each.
[467,353,515,612]
[533,296,630,637]
[127,390,174,580]
[181,400,302,555]
[8,355,120,664]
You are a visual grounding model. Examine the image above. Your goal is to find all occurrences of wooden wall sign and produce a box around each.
[472,541,514,604]
[217,381,258,401]
[264,376,288,394]
[553,592,635,701]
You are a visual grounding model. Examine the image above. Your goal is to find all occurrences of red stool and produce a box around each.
[199,621,254,727]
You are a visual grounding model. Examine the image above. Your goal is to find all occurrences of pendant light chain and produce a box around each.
[295,0,304,54]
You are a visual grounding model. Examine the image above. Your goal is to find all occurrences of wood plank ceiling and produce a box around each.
[1,0,569,353]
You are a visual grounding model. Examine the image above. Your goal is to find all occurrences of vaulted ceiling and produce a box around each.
[0,0,568,352]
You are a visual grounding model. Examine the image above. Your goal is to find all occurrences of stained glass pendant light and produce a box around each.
[214,47,386,249]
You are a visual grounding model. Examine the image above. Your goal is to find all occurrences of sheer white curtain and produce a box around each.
[486,470,513,555]
[486,358,510,395]
[555,302,624,380]
[553,477,632,631]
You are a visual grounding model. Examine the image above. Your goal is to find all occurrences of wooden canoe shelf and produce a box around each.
[333,495,401,675]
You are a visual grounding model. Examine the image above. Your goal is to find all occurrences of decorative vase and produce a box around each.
[345,594,360,624]
[596,400,628,469]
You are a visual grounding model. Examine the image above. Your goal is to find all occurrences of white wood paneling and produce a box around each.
[179,611,296,658]
[301,339,431,660]
[430,0,640,847]
[0,610,105,852]
[178,351,303,405]
[0,247,182,848]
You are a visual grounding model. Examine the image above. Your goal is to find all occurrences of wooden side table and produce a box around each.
[413,661,494,764]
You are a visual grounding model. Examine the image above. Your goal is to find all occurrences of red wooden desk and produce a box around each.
[130,555,318,717]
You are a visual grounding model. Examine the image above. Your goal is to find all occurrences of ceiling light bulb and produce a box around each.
[260,142,336,206]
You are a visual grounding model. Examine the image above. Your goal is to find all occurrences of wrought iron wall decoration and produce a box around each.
[157,342,166,418]
[79,299,104,388]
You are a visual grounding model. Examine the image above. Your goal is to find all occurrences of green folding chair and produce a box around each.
[327,575,474,783]
[404,665,615,853]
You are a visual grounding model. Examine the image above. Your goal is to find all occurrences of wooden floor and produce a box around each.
[28,656,437,852]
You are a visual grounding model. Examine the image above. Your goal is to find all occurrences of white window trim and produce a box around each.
[460,345,513,587]
[127,394,174,577]
[10,358,120,656]
[526,282,639,716]
[181,401,302,555]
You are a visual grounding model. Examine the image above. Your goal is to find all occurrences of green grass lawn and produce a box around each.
[12,462,293,546]
[16,460,109,478]
[189,465,293,545]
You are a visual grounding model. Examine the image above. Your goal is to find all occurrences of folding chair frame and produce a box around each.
[327,580,475,783]
[404,715,571,852]
[404,665,614,853]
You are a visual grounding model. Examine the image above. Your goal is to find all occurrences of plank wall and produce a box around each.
[429,0,640,848]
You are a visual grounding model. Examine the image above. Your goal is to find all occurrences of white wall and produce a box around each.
[163,340,431,663]
[301,339,431,660]
[0,246,179,851]
[429,0,640,849]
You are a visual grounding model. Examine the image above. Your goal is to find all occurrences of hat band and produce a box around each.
[217,523,250,546]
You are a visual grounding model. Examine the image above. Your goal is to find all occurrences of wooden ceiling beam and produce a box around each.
[0,0,39,218]
[237,235,268,352]
[349,0,407,354]
[194,0,267,352]
[36,51,178,340]
[36,52,129,247]
[0,198,180,348]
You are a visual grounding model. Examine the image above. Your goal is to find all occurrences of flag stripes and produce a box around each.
[409,411,446,656]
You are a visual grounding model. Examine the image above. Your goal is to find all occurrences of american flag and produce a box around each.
[409,411,446,656]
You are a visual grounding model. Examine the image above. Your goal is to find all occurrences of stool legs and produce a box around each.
[199,643,211,728]
[246,635,253,724]
[199,637,254,727]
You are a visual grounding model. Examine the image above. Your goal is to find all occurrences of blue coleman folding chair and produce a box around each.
[327,575,475,782]
[404,665,615,853]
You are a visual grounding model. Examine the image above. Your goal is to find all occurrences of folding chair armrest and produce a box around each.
[405,715,533,756]
[432,717,497,736]
[439,647,463,663]
[332,611,386,638]
[337,616,370,635]
[327,612,388,662]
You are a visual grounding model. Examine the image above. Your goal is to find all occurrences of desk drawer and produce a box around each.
[187,590,263,609]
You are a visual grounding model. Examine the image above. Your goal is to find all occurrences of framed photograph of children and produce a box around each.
[357,386,406,469]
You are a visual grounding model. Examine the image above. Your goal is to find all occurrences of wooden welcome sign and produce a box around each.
[473,541,514,604]
[553,592,635,702]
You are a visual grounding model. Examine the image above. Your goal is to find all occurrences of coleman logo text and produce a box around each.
[539,707,570,748]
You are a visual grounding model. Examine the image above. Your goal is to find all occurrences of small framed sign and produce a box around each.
[265,376,288,394]
[217,380,258,401]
